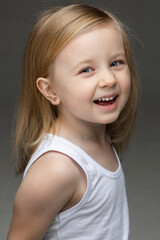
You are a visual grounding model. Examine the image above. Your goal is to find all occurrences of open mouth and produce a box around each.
[93,96,118,106]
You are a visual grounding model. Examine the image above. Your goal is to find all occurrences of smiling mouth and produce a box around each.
[93,96,118,106]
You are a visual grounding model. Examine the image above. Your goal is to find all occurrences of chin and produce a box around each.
[101,113,120,125]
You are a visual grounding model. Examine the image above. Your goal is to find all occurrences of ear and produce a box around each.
[36,77,60,105]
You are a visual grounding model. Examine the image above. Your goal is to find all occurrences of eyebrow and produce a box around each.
[111,52,126,59]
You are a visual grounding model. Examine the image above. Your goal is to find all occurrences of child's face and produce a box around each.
[49,24,131,126]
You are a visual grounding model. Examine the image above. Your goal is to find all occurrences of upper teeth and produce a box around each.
[98,96,115,101]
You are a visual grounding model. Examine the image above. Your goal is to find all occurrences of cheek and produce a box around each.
[122,69,131,94]
[127,72,131,93]
[124,79,131,107]
[118,71,131,107]
[125,77,131,94]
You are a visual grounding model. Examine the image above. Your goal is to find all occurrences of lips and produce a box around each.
[93,95,118,106]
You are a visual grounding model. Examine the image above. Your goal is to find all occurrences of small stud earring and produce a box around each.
[53,97,57,101]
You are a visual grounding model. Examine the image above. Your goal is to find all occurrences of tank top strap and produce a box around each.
[23,134,91,181]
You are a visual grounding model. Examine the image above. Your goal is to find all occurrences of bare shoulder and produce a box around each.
[17,151,80,213]
[8,151,80,239]
[25,151,81,188]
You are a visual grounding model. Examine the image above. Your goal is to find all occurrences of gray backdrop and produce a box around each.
[1,0,160,239]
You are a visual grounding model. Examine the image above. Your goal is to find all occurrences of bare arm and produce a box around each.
[7,152,79,240]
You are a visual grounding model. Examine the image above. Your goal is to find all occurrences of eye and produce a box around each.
[110,60,125,67]
[110,60,122,67]
[80,67,93,73]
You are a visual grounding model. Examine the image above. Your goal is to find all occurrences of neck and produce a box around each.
[52,115,107,146]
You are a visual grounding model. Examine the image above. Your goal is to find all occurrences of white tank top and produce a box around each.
[23,134,130,240]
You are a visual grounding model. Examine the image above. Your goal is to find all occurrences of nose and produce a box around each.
[98,69,116,88]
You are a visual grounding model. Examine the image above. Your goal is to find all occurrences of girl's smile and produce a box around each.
[93,95,118,111]
[46,24,131,127]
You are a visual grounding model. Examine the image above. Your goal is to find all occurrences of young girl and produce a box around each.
[8,4,139,240]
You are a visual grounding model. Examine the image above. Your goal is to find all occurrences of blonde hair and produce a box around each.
[14,4,139,174]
